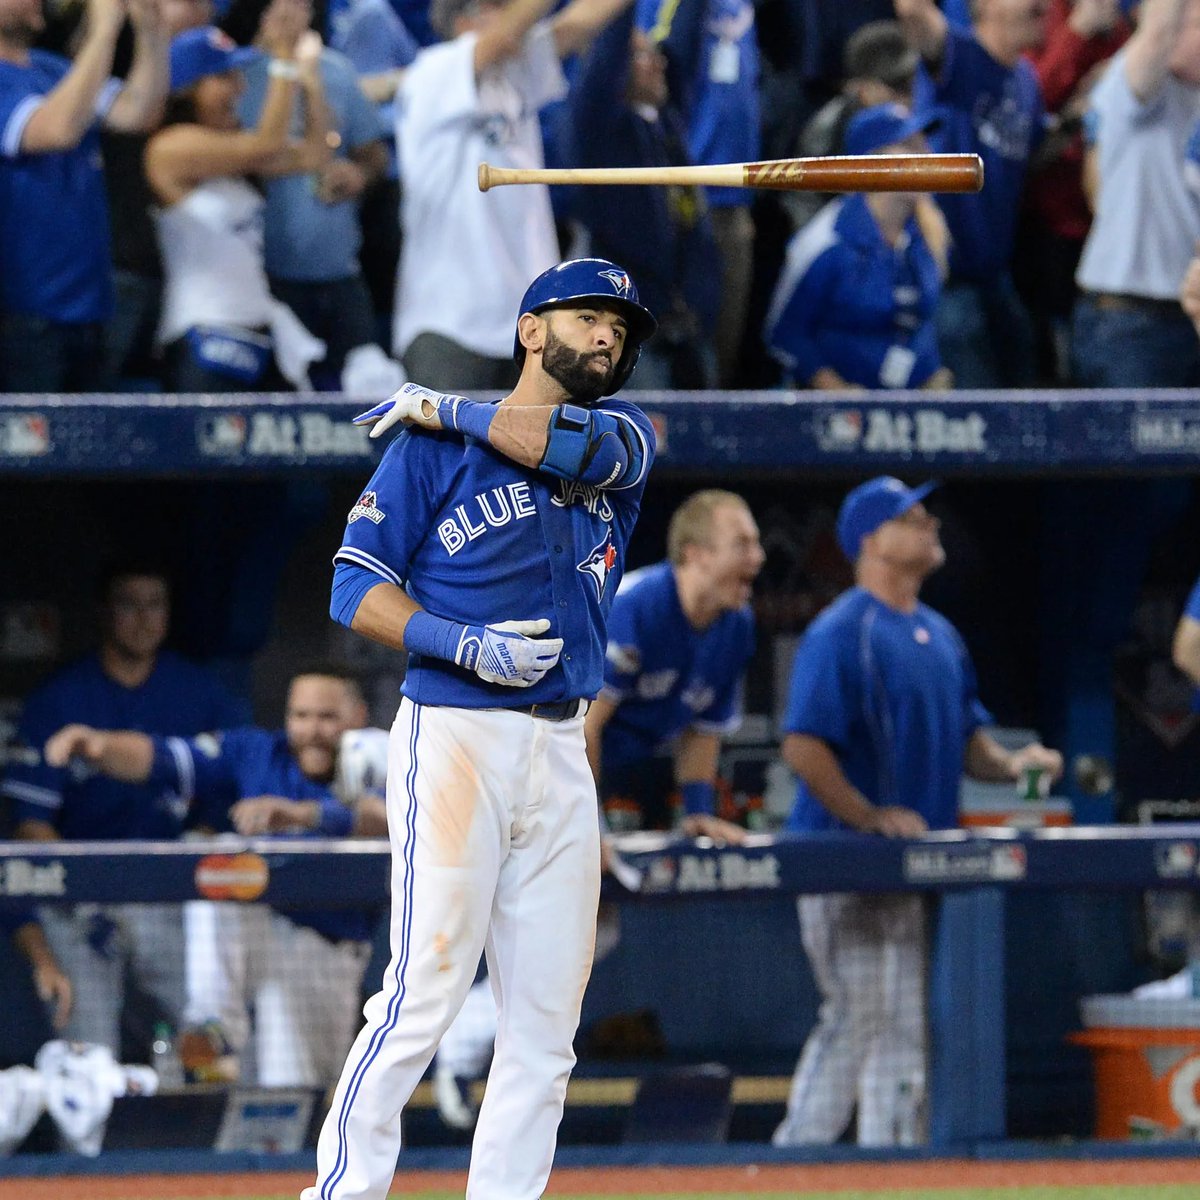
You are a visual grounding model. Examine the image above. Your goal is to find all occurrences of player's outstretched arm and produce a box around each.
[355,384,649,490]
[43,725,154,782]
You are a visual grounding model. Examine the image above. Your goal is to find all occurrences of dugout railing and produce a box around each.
[1,827,1199,1156]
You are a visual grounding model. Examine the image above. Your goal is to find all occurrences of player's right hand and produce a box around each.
[454,619,564,687]
[44,725,106,769]
[353,383,457,439]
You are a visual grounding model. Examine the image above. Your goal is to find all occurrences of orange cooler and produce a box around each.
[1069,995,1200,1138]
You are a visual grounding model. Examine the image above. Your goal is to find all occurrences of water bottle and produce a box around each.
[151,1022,185,1089]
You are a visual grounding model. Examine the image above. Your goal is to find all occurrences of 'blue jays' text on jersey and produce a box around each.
[335,398,656,708]
[600,561,755,769]
[782,588,992,833]
[0,653,246,839]
[148,727,369,943]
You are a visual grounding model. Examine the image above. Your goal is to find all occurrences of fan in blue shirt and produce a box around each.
[586,489,763,839]
[773,476,1061,1148]
[765,103,947,391]
[896,0,1045,387]
[42,662,388,1088]
[0,0,169,390]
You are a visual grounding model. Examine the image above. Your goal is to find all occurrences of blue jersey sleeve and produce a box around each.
[150,730,241,828]
[1,686,69,827]
[1186,575,1200,621]
[782,617,859,750]
[954,629,993,737]
[334,427,447,588]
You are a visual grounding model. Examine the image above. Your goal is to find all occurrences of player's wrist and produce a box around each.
[440,397,496,442]
[680,780,716,816]
[402,610,466,664]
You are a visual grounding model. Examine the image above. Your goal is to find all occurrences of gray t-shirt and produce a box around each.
[1076,50,1200,299]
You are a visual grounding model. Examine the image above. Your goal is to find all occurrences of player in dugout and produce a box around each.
[41,662,388,1089]
[430,487,764,1129]
[773,476,1062,1147]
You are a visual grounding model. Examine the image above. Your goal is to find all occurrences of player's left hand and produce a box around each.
[230,795,318,835]
[678,813,747,844]
[353,382,462,438]
[1008,743,1064,784]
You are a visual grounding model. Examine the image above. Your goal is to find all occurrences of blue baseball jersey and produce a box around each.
[914,25,1044,282]
[1185,575,1200,711]
[0,51,120,323]
[782,587,992,833]
[764,194,942,388]
[599,561,754,769]
[0,653,246,839]
[150,727,369,943]
[335,400,656,708]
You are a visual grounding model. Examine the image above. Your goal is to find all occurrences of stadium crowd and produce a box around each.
[5,0,1200,394]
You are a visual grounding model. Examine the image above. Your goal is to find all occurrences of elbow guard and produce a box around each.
[539,405,643,488]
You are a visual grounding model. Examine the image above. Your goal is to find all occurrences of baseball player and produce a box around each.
[44,663,384,1088]
[429,489,762,1127]
[772,477,1062,1148]
[588,488,764,835]
[0,562,245,1056]
[306,256,657,1200]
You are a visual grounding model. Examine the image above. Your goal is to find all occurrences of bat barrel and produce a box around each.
[746,154,983,194]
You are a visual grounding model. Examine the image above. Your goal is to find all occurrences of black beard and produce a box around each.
[541,327,615,403]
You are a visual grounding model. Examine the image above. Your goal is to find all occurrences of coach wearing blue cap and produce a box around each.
[765,104,949,392]
[773,476,1061,1148]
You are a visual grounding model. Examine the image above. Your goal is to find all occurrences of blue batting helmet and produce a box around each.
[513,258,658,394]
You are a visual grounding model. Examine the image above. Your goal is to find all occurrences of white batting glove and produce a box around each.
[353,382,464,439]
[454,619,564,688]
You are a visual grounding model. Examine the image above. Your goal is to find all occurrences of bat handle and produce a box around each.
[478,163,493,192]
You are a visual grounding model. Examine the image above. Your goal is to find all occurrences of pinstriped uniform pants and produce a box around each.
[304,697,600,1200]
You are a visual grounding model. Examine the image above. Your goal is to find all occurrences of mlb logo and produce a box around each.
[197,414,247,455]
[816,409,863,451]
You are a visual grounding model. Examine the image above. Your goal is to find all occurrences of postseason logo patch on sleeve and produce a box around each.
[348,491,386,525]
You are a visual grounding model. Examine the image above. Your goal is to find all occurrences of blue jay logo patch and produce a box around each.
[598,269,633,297]
[578,532,617,600]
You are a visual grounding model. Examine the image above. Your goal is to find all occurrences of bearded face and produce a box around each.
[540,323,618,404]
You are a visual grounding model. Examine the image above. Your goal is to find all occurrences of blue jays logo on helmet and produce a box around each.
[513,258,658,396]
[597,268,633,297]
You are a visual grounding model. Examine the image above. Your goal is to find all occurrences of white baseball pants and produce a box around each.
[773,891,928,1147]
[304,697,600,1200]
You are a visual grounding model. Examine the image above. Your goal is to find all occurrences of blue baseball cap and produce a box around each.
[170,26,260,92]
[836,476,937,561]
[844,103,940,157]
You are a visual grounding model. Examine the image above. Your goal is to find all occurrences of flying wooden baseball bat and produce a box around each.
[477,154,983,195]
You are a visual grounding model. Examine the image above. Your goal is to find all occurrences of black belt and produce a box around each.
[513,698,587,721]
